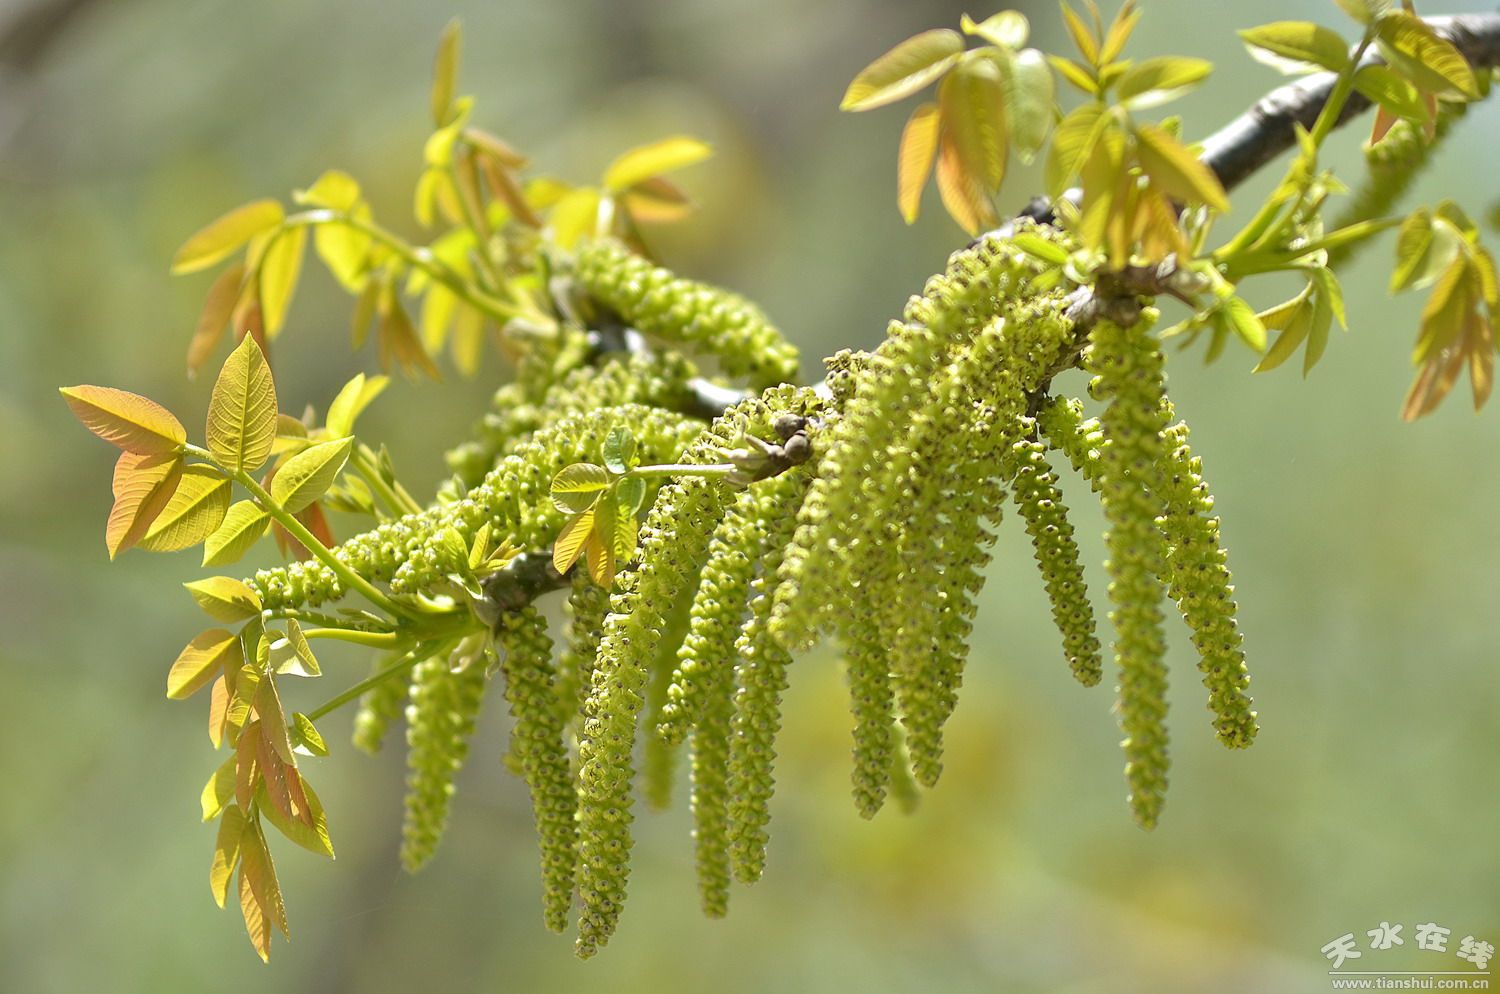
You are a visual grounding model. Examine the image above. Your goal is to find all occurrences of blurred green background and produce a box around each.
[3,0,1497,991]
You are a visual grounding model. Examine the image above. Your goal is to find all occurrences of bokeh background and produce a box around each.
[3,0,1497,991]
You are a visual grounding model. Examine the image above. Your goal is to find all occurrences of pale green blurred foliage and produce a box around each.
[2,0,1498,991]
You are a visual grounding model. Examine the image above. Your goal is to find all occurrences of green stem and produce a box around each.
[630,463,739,479]
[306,637,451,721]
[302,628,403,648]
[265,607,394,632]
[351,444,424,517]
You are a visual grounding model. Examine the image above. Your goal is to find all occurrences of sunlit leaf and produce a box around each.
[60,385,186,455]
[935,130,996,235]
[553,509,595,575]
[185,576,262,623]
[960,10,1028,49]
[202,500,270,567]
[1414,258,1474,365]
[1116,56,1212,109]
[602,427,638,475]
[586,496,617,586]
[169,628,242,700]
[603,136,713,192]
[210,804,246,909]
[240,818,288,942]
[172,200,284,275]
[616,475,647,516]
[350,278,381,350]
[271,436,353,514]
[325,373,389,438]
[207,333,278,474]
[106,451,183,559]
[551,462,610,513]
[1045,103,1106,197]
[895,102,940,224]
[259,770,334,858]
[547,186,602,249]
[257,226,306,338]
[1099,0,1142,63]
[1376,11,1478,99]
[1353,64,1429,129]
[238,857,272,962]
[1134,121,1229,212]
[840,28,965,111]
[1303,278,1335,374]
[940,61,1007,190]
[1222,295,1268,352]
[187,262,247,375]
[202,755,237,822]
[291,712,328,757]
[999,48,1053,163]
[1047,54,1098,95]
[138,465,232,552]
[1238,21,1351,74]
[1059,2,1100,65]
[1254,295,1313,373]
[273,619,321,678]
[209,675,231,749]
[1333,0,1391,26]
[431,17,461,125]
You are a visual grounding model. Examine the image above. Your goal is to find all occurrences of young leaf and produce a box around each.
[202,755,237,821]
[616,475,647,515]
[325,373,389,438]
[546,186,602,249]
[1045,103,1106,197]
[276,619,321,678]
[960,11,1028,49]
[207,334,278,474]
[840,29,965,111]
[895,102,940,224]
[209,675,231,749]
[1376,12,1479,99]
[187,262,247,375]
[939,61,1007,191]
[258,226,307,338]
[1254,295,1313,372]
[137,465,232,553]
[255,676,297,765]
[1059,2,1100,65]
[431,17,461,126]
[935,130,996,235]
[377,287,440,379]
[553,508,595,575]
[172,200,284,275]
[1221,295,1268,352]
[602,427,638,475]
[602,136,712,193]
[1000,48,1054,163]
[1134,122,1229,213]
[585,495,618,587]
[238,853,273,962]
[271,437,354,514]
[240,818,289,941]
[60,385,186,455]
[210,804,246,908]
[203,500,271,567]
[1238,21,1351,74]
[184,576,263,624]
[1353,65,1429,128]
[259,771,335,858]
[106,451,184,559]
[1116,56,1213,109]
[551,463,610,513]
[168,628,243,700]
[291,712,328,757]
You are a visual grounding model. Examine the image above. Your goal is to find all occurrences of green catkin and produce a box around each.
[725,472,808,884]
[248,404,700,609]
[351,654,410,755]
[1087,316,1174,830]
[495,605,578,933]
[400,637,489,872]
[1037,395,1106,492]
[886,721,922,815]
[573,238,800,387]
[1153,421,1258,749]
[1003,434,1103,687]
[842,611,898,819]
[557,574,610,734]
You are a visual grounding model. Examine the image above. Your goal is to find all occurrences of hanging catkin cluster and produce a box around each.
[235,222,1258,957]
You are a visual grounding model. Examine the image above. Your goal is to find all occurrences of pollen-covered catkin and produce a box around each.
[352,654,410,755]
[1003,434,1103,686]
[400,637,490,872]
[1037,395,1106,493]
[1087,316,1174,830]
[1154,421,1258,749]
[495,605,578,933]
[841,611,897,819]
[725,471,809,884]
[573,238,799,387]
[557,574,610,733]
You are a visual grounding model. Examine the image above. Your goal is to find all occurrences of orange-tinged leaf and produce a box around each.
[184,575,262,623]
[226,663,260,746]
[169,628,242,700]
[137,465,231,553]
[255,675,297,766]
[841,28,965,111]
[603,136,712,192]
[211,804,246,909]
[1134,122,1229,213]
[934,132,996,236]
[896,102,940,224]
[620,176,696,225]
[256,728,295,822]
[235,718,262,810]
[238,863,272,962]
[202,755,237,822]
[260,771,335,858]
[187,262,247,375]
[240,818,288,939]
[106,451,183,559]
[939,63,1006,191]
[209,674,231,748]
[377,289,440,379]
[60,385,186,455]
[173,200,285,275]
[207,334,278,474]
[1414,258,1474,365]
[258,226,307,338]
[271,437,353,514]
[553,509,594,575]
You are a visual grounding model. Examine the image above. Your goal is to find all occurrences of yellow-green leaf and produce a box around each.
[60,385,186,455]
[1414,258,1474,364]
[939,61,1007,191]
[1353,64,1429,126]
[138,465,231,552]
[106,451,183,559]
[431,18,461,126]
[551,463,610,514]
[271,437,353,514]
[1045,103,1106,197]
[239,818,288,943]
[1221,295,1268,352]
[1238,21,1351,74]
[256,675,296,765]
[258,226,306,338]
[172,200,285,275]
[935,131,996,235]
[1376,12,1478,99]
[1134,122,1229,213]
[1333,0,1390,26]
[1000,48,1054,163]
[840,28,965,112]
[547,186,602,249]
[1059,2,1100,64]
[203,500,270,568]
[185,576,263,623]
[1116,56,1213,109]
[291,712,328,756]
[325,373,389,438]
[207,333,278,474]
[603,136,712,193]
[553,508,594,575]
[274,619,321,678]
[960,11,1028,49]
[1254,295,1313,372]
[169,627,243,700]
[259,771,334,858]
[895,102,939,224]
[211,804,246,909]
[1047,54,1099,95]
[202,755,237,821]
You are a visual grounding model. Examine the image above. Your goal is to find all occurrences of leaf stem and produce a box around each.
[301,628,403,648]
[629,462,739,479]
[305,637,452,721]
